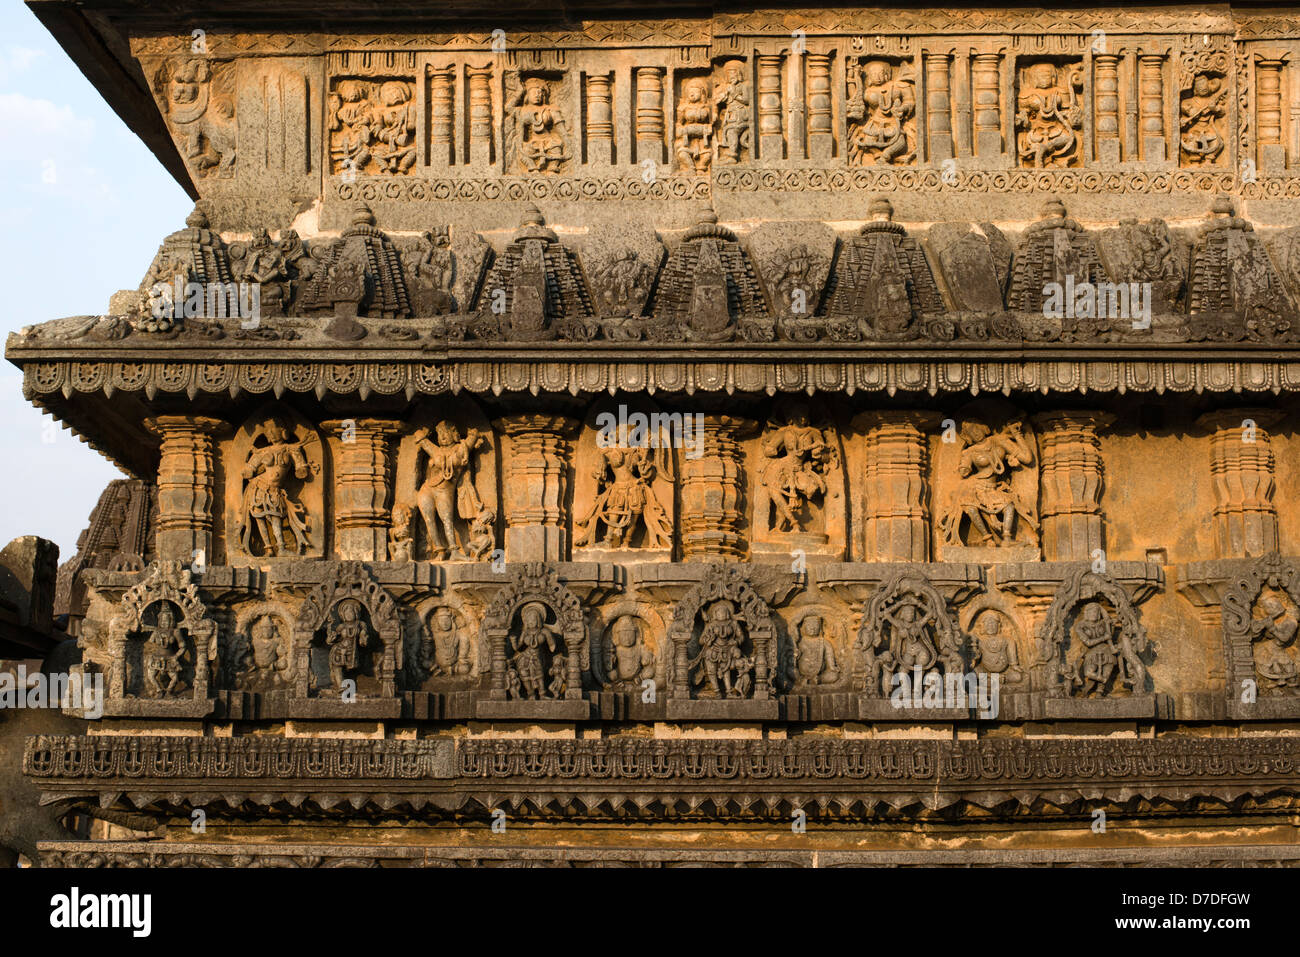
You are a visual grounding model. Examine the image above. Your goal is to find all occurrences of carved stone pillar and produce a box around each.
[144,416,228,564]
[492,414,579,561]
[972,53,1002,158]
[1197,409,1283,558]
[953,51,972,156]
[635,66,666,164]
[467,65,493,166]
[1256,55,1288,172]
[788,48,806,159]
[1094,53,1121,164]
[757,54,785,158]
[1138,54,1166,162]
[680,415,755,561]
[806,53,834,160]
[925,52,954,161]
[586,72,614,166]
[323,419,402,561]
[852,411,940,562]
[428,65,455,167]
[1032,411,1115,562]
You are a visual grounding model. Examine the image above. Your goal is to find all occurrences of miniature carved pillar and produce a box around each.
[1094,53,1121,164]
[493,414,579,561]
[428,65,456,167]
[1197,409,1283,558]
[757,54,785,158]
[144,416,228,564]
[635,67,666,164]
[925,52,954,161]
[323,419,402,561]
[1256,55,1288,172]
[853,411,940,562]
[1138,54,1166,162]
[1032,411,1115,562]
[972,53,1002,158]
[953,51,972,156]
[807,53,834,160]
[788,47,806,159]
[467,65,494,166]
[680,415,755,561]
[586,72,614,166]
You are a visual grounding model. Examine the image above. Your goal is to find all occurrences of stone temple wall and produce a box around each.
[10,2,1300,866]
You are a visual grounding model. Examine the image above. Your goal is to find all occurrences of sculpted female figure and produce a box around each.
[414,421,487,560]
[940,421,1037,547]
[239,420,312,556]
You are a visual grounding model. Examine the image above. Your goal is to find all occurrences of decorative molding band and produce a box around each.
[34,841,1300,868]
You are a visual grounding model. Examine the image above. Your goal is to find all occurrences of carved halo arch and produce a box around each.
[107,561,218,700]
[668,564,776,701]
[854,569,962,696]
[292,561,402,698]
[592,599,670,691]
[1220,553,1300,697]
[227,600,296,690]
[1037,565,1149,696]
[481,563,587,701]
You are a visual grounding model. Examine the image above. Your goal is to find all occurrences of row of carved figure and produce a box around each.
[154,45,1279,181]
[87,194,1300,345]
[74,554,1300,716]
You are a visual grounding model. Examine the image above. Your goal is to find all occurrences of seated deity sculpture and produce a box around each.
[142,604,188,698]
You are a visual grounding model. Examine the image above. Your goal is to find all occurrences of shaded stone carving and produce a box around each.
[297,202,411,323]
[822,198,944,339]
[227,229,290,318]
[506,74,571,175]
[927,221,1013,314]
[133,206,233,333]
[574,442,673,552]
[1015,61,1084,168]
[1222,554,1300,708]
[153,58,236,178]
[787,607,844,689]
[102,562,218,711]
[55,478,155,631]
[392,407,497,563]
[752,399,843,560]
[1097,219,1187,315]
[1179,59,1230,167]
[293,563,400,707]
[1037,567,1151,698]
[649,210,771,342]
[747,222,836,340]
[409,603,479,690]
[473,206,595,340]
[713,59,751,165]
[1188,197,1296,335]
[965,606,1026,686]
[225,605,293,692]
[580,224,665,332]
[594,602,666,694]
[854,570,965,698]
[1006,201,1108,314]
[675,76,714,174]
[481,565,587,713]
[401,228,454,316]
[235,416,319,559]
[935,409,1039,558]
[846,58,916,166]
[669,566,775,709]
[328,77,417,175]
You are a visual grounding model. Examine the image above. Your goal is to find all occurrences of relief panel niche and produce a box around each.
[327,70,418,177]
[406,596,483,693]
[222,406,326,564]
[222,600,295,694]
[591,600,670,702]
[505,72,574,175]
[390,399,498,563]
[149,56,237,180]
[846,56,917,166]
[1015,59,1085,168]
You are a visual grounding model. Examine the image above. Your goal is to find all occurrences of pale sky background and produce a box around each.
[0,1,193,560]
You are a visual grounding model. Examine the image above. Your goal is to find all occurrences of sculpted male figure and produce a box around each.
[606,615,655,688]
[972,613,1023,684]
[414,421,487,560]
[325,599,371,694]
[1069,602,1118,697]
[510,603,562,700]
[240,420,312,557]
[1252,595,1300,693]
[144,604,187,698]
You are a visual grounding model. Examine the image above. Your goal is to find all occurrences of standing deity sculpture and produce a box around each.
[1015,62,1084,168]
[374,81,417,173]
[604,615,657,690]
[508,77,570,174]
[420,606,472,678]
[676,78,715,174]
[238,420,314,557]
[574,444,672,550]
[507,602,564,700]
[713,61,751,165]
[755,402,838,535]
[790,613,840,688]
[1063,602,1119,697]
[413,421,491,560]
[846,59,916,166]
[688,600,756,699]
[938,420,1038,549]
[323,598,372,694]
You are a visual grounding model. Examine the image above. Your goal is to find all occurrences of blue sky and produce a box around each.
[0,2,193,559]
